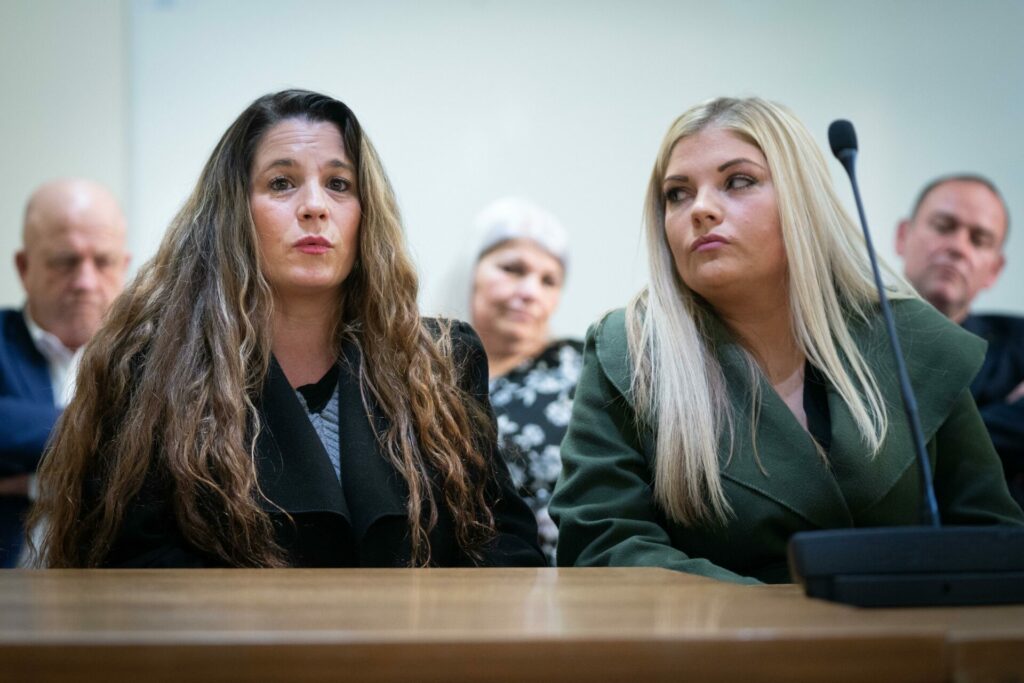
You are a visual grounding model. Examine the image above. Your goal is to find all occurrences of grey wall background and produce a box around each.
[0,0,127,307]
[2,0,1022,339]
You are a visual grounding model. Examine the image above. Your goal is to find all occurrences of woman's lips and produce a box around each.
[691,234,730,252]
[294,236,332,255]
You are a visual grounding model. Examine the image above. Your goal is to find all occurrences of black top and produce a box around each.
[295,363,340,413]
[804,362,832,455]
[963,313,1024,507]
[94,320,545,568]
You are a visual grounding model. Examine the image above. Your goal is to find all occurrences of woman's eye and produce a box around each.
[500,263,526,276]
[269,177,292,192]
[726,175,756,190]
[327,177,349,192]
[664,187,691,204]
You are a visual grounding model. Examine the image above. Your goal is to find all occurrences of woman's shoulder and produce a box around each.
[543,338,585,355]
[887,297,986,369]
[848,297,981,357]
[422,317,481,347]
[889,296,965,330]
[531,338,584,369]
[855,297,986,429]
[580,308,633,400]
[585,308,628,347]
[421,317,489,393]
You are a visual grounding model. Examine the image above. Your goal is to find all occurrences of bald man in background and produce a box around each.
[0,179,130,566]
[896,174,1023,508]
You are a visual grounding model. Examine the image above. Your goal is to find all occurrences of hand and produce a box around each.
[1007,380,1024,404]
[0,474,31,497]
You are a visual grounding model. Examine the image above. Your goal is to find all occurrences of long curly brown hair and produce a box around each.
[29,90,497,567]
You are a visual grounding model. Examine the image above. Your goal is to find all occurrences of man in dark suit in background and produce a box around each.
[896,174,1023,507]
[1,179,130,566]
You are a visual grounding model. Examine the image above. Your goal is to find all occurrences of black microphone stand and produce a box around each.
[786,120,1024,607]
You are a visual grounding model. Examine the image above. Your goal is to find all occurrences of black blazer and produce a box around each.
[100,321,545,567]
[963,313,1024,506]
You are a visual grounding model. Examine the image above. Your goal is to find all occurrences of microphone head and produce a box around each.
[828,119,858,160]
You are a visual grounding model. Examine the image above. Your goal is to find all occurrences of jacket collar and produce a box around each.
[255,355,350,519]
[255,339,409,539]
[826,300,985,516]
[335,339,409,539]
[594,299,984,530]
[699,313,852,529]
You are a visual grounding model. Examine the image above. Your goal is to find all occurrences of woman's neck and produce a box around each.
[714,293,804,386]
[480,330,549,380]
[271,292,340,388]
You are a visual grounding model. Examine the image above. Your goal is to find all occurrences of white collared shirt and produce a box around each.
[23,309,82,409]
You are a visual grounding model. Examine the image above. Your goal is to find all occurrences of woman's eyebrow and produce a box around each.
[717,157,764,172]
[258,158,354,171]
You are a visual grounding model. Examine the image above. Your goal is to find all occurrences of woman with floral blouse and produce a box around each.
[470,198,582,565]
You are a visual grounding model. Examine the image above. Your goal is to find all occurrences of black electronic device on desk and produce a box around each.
[786,120,1024,608]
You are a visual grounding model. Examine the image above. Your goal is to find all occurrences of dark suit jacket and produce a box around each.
[551,300,1024,584]
[99,321,545,568]
[0,308,61,477]
[1,308,62,567]
[963,313,1024,506]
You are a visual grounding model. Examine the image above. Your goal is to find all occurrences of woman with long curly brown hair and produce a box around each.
[28,89,544,568]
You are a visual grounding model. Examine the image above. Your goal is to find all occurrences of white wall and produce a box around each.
[0,0,127,311]
[4,0,1023,340]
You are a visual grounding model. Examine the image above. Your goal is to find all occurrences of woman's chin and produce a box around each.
[271,281,347,305]
[498,322,546,347]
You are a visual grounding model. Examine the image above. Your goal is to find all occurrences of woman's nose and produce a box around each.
[690,186,722,229]
[298,184,329,221]
[514,274,541,300]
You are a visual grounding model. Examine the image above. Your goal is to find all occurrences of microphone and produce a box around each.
[786,119,1024,607]
[827,120,941,529]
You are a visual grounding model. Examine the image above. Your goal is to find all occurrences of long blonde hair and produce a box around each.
[627,97,914,526]
[30,90,496,567]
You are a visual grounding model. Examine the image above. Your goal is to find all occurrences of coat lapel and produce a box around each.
[708,321,853,530]
[825,301,986,516]
[595,308,852,530]
[335,339,409,541]
[822,311,915,516]
[593,309,656,462]
[595,300,986,533]
[255,356,350,519]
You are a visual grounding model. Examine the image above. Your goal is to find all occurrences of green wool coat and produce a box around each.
[549,299,1024,584]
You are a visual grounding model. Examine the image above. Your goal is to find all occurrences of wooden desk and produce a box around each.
[1,568,1021,683]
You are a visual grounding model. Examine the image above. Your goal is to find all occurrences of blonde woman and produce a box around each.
[30,90,543,568]
[549,97,1023,583]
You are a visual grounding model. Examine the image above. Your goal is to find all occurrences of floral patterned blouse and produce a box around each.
[489,339,584,565]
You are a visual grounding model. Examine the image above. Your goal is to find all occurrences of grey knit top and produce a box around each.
[295,366,342,480]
